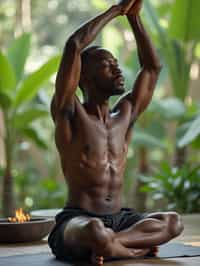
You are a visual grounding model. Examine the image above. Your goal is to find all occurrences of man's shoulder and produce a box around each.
[112,92,133,113]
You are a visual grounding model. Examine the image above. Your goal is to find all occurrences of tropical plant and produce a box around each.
[15,168,67,211]
[124,96,187,209]
[141,162,200,213]
[178,112,200,148]
[0,33,60,216]
[144,0,200,165]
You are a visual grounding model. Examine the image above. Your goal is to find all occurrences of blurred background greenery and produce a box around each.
[0,0,199,216]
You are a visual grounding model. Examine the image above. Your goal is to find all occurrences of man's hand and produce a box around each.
[118,0,137,15]
[127,0,143,16]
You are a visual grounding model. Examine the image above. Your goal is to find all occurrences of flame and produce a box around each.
[8,208,31,223]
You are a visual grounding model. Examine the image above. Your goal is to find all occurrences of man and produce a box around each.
[48,0,184,264]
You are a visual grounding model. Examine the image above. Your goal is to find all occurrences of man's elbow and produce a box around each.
[65,36,81,52]
[153,63,163,74]
[143,63,163,75]
[147,64,162,78]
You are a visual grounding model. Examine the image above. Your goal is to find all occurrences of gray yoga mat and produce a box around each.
[0,243,200,266]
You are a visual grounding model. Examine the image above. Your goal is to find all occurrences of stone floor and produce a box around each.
[0,214,199,265]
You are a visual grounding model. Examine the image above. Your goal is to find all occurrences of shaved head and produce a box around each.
[79,46,125,100]
[79,46,101,98]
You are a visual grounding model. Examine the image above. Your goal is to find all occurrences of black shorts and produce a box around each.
[48,207,145,262]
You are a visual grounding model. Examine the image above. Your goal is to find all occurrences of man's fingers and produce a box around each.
[119,0,137,15]
[127,0,143,15]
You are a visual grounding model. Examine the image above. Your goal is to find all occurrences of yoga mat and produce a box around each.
[0,243,200,266]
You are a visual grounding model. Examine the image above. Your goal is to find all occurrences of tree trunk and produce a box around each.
[134,147,149,212]
[173,146,187,168]
[15,0,32,36]
[2,168,15,217]
[2,113,15,217]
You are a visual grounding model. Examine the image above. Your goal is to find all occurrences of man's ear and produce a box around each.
[80,72,87,87]
[81,71,93,89]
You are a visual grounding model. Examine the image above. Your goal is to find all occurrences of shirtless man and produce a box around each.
[48,0,184,264]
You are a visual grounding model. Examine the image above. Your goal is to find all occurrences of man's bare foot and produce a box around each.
[91,255,104,265]
[147,246,159,257]
[104,238,151,259]
[80,218,151,264]
[82,218,115,253]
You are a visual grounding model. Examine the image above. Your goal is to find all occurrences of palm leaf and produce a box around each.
[7,33,31,83]
[0,51,16,92]
[14,108,48,129]
[169,0,200,42]
[13,55,60,108]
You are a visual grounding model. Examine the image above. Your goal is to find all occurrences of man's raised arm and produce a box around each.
[125,0,162,120]
[54,0,136,113]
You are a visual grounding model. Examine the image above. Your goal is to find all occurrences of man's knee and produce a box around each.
[166,212,184,238]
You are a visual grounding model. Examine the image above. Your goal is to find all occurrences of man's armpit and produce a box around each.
[60,104,75,121]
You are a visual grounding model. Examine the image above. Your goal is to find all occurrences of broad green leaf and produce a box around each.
[132,130,165,149]
[171,41,190,100]
[154,98,186,120]
[176,121,191,140]
[0,51,16,91]
[21,127,48,149]
[144,1,167,45]
[178,115,200,147]
[145,120,166,140]
[14,108,48,129]
[156,3,171,17]
[144,1,181,98]
[7,33,31,83]
[169,0,200,42]
[13,55,60,108]
[191,135,200,150]
[0,91,13,110]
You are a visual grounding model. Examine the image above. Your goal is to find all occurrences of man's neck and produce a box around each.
[85,98,110,123]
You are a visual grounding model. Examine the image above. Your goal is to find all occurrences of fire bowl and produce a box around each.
[0,218,55,243]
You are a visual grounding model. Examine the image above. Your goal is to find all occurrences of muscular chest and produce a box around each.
[74,114,129,163]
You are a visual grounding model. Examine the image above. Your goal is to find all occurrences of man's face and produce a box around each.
[90,49,125,96]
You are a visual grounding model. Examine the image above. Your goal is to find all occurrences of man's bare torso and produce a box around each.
[54,98,133,214]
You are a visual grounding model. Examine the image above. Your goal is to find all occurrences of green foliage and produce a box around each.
[178,114,200,147]
[21,127,48,150]
[132,129,165,149]
[13,55,60,108]
[15,170,67,210]
[13,107,48,129]
[150,97,186,120]
[141,163,200,213]
[0,51,16,92]
[0,33,60,213]
[144,0,200,148]
[34,178,67,209]
[7,33,31,83]
[0,33,59,150]
[144,0,194,101]
[169,0,200,42]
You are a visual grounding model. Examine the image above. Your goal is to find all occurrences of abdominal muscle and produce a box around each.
[64,157,125,214]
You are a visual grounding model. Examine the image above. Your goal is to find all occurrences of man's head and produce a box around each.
[79,46,125,101]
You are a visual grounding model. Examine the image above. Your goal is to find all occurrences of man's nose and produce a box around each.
[112,67,121,75]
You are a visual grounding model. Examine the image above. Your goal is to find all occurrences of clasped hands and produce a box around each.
[119,0,142,16]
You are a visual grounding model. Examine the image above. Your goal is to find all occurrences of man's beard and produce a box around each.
[111,86,125,95]
[110,79,125,95]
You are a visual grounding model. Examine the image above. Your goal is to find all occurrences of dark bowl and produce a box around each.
[0,218,55,243]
